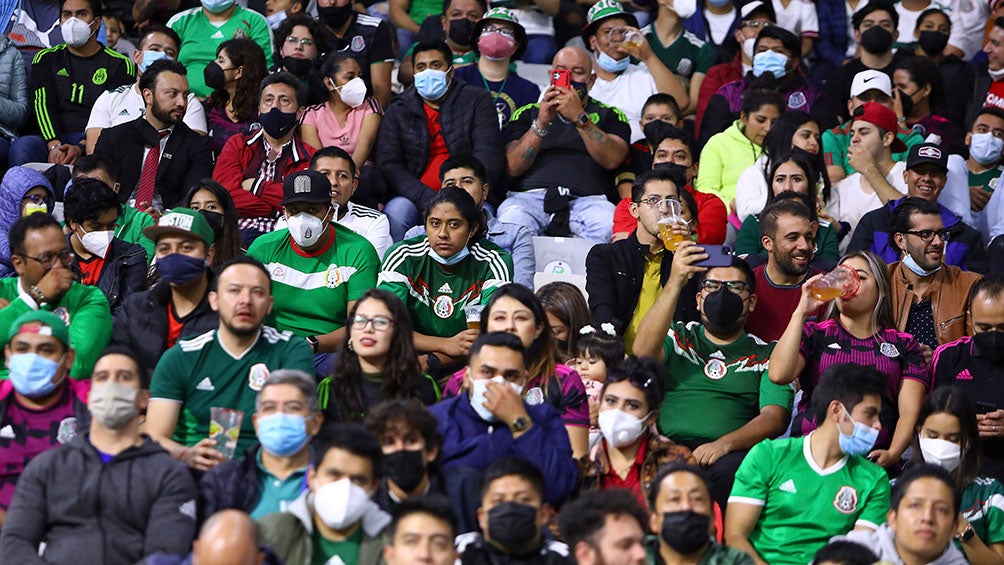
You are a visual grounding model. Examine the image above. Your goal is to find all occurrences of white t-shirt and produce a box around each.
[589,63,657,143]
[830,161,908,249]
[949,0,985,59]
[86,83,208,134]
[512,7,553,37]
[736,155,769,222]
[705,8,737,45]
[274,201,393,259]
[772,0,819,38]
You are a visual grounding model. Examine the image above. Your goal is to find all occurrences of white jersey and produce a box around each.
[589,63,657,143]
[830,161,908,251]
[86,83,208,134]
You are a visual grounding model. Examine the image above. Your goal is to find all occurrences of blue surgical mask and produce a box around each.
[414,68,450,101]
[140,50,170,73]
[265,10,288,29]
[752,50,788,78]
[596,50,630,73]
[257,413,310,457]
[706,0,731,7]
[9,353,62,398]
[201,0,235,13]
[837,404,879,457]
[902,252,941,277]
[429,244,470,266]
[970,132,1004,166]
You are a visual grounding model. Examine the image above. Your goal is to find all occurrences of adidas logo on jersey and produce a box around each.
[0,424,13,439]
[438,283,453,293]
[212,30,224,39]
[779,479,797,493]
[118,108,131,116]
[196,377,215,391]
[827,343,842,349]
[57,68,69,77]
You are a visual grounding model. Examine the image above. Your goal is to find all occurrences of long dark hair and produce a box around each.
[329,289,424,421]
[535,281,591,362]
[480,284,558,386]
[765,151,820,205]
[206,38,268,123]
[911,386,981,492]
[184,179,243,266]
[760,111,831,202]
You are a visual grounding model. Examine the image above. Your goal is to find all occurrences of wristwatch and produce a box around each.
[574,112,590,128]
[509,415,531,433]
[305,335,319,353]
[958,524,976,543]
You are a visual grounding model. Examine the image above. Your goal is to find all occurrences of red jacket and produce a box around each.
[696,53,744,138]
[212,128,315,218]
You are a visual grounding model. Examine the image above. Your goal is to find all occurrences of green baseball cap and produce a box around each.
[582,0,638,43]
[473,7,528,59]
[142,207,215,247]
[8,310,70,347]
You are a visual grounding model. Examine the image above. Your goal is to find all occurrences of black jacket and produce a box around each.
[110,272,219,377]
[585,231,700,335]
[70,236,147,316]
[0,434,197,565]
[966,62,995,130]
[197,443,264,525]
[375,79,503,207]
[93,117,214,209]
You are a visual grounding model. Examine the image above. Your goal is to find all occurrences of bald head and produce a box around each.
[553,46,592,75]
[192,510,264,565]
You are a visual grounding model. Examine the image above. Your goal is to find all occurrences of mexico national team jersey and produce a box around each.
[150,327,315,453]
[248,224,380,337]
[729,434,891,565]
[378,236,513,339]
[963,477,1004,547]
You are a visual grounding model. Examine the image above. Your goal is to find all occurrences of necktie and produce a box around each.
[135,129,170,209]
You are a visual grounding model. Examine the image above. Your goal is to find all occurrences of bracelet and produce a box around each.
[531,121,549,138]
[30,285,46,304]
[48,144,60,152]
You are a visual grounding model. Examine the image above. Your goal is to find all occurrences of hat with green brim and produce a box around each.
[472,7,528,60]
[8,310,70,348]
[582,0,638,44]
[142,207,215,247]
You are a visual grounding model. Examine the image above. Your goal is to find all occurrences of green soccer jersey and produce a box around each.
[962,477,1004,547]
[118,205,155,264]
[150,327,315,452]
[167,6,272,97]
[729,435,891,565]
[642,26,715,79]
[248,224,380,337]
[822,120,924,176]
[657,321,791,443]
[970,165,1004,192]
[378,236,513,339]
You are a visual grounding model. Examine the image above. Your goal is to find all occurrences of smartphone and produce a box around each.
[550,69,571,89]
[978,401,997,415]
[694,244,734,268]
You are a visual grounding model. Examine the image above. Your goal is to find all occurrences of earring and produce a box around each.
[347,339,353,351]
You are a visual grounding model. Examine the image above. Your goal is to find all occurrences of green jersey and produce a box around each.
[378,236,513,339]
[167,6,272,97]
[729,435,891,565]
[970,165,1004,192]
[823,120,924,176]
[657,321,791,443]
[641,26,714,79]
[118,205,155,264]
[962,477,1004,547]
[248,224,380,337]
[150,327,315,452]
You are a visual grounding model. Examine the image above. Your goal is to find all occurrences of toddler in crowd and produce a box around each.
[575,324,625,449]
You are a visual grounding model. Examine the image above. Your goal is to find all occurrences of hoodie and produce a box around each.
[831,523,968,565]
[0,167,54,277]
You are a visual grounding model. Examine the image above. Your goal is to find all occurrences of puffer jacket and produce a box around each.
[890,261,982,346]
[694,120,763,206]
[69,236,147,316]
[0,35,27,140]
[0,434,197,565]
[0,167,54,277]
[375,79,502,208]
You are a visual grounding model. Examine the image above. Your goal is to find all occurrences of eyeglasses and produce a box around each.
[903,229,951,243]
[603,26,630,39]
[351,315,394,331]
[285,36,314,46]
[741,19,771,29]
[701,279,750,294]
[482,24,514,36]
[21,194,48,205]
[21,249,75,268]
[635,196,679,208]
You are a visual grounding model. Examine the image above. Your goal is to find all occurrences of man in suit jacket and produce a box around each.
[94,58,213,213]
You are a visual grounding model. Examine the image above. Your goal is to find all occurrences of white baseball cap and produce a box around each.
[850,69,892,98]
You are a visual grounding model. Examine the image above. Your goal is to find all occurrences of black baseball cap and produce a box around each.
[281,170,331,205]
[906,143,948,172]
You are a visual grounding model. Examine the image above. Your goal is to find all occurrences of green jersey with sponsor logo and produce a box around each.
[970,165,1004,192]
[151,327,314,453]
[248,224,380,337]
[729,435,891,565]
[378,236,513,339]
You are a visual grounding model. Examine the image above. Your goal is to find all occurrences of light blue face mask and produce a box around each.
[201,0,235,13]
[752,50,788,78]
[414,68,451,101]
[9,353,62,398]
[265,10,288,29]
[429,244,470,266]
[140,50,171,73]
[837,404,879,457]
[257,412,309,457]
[970,132,1004,166]
[902,251,942,277]
[596,50,630,73]
[706,0,731,7]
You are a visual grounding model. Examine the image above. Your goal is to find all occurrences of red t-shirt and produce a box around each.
[600,438,648,508]
[746,264,824,342]
[419,104,449,191]
[76,256,105,286]
[612,186,728,244]
[166,303,183,349]
[984,80,1004,111]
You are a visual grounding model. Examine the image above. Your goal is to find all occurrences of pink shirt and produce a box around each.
[302,99,379,157]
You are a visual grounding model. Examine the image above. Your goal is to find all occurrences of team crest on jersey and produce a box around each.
[677,58,693,76]
[351,35,365,52]
[833,485,859,514]
[248,363,270,391]
[704,358,727,380]
[433,295,454,319]
[52,307,71,326]
[92,68,107,85]
[233,28,248,39]
[879,342,900,358]
[991,177,999,190]
[57,417,77,444]
[525,387,544,405]
[325,265,343,288]
[787,91,807,109]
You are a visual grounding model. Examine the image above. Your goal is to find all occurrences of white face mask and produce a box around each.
[286,210,328,248]
[919,436,962,472]
[742,37,756,61]
[335,77,367,109]
[663,0,697,19]
[62,17,95,48]
[79,228,114,258]
[313,477,371,530]
[89,382,139,430]
[990,66,1004,82]
[469,375,523,422]
[598,409,648,447]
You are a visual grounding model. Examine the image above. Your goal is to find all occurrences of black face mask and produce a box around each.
[570,79,589,102]
[898,88,915,117]
[974,330,1004,364]
[317,2,355,28]
[198,209,225,240]
[448,18,476,48]
[917,30,949,55]
[259,107,299,138]
[702,287,745,337]
[203,61,228,91]
[860,26,894,54]
[382,449,427,493]
[487,502,539,551]
[282,55,313,76]
[660,511,711,554]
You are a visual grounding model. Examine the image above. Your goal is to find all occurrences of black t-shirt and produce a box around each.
[324,13,394,95]
[504,98,631,198]
[906,300,937,349]
[933,337,1004,465]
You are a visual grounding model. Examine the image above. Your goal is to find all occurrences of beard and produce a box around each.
[151,98,183,126]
